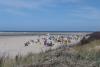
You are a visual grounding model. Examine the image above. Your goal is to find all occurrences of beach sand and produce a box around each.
[0,32,88,57]
[0,35,62,57]
[0,36,38,57]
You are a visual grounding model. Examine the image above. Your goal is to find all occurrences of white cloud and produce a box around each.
[0,0,38,9]
[0,0,80,16]
[0,0,79,9]
[1,0,99,20]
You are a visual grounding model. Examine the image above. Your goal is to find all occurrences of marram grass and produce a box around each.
[0,40,100,67]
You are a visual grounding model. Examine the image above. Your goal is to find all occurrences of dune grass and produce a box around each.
[0,40,100,67]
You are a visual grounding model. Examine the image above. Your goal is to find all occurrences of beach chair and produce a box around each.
[24,42,29,46]
[30,40,34,43]
[64,40,68,45]
[44,39,47,46]
[25,41,31,46]
[68,39,71,43]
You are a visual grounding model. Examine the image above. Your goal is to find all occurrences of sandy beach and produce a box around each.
[0,32,89,57]
[0,35,48,57]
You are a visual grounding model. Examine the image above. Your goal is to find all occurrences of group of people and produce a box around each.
[24,33,81,47]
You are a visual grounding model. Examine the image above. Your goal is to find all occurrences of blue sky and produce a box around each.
[0,0,100,31]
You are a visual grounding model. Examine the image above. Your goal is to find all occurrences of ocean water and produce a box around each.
[0,31,92,36]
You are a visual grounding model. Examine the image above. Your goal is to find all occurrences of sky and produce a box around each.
[0,0,100,31]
